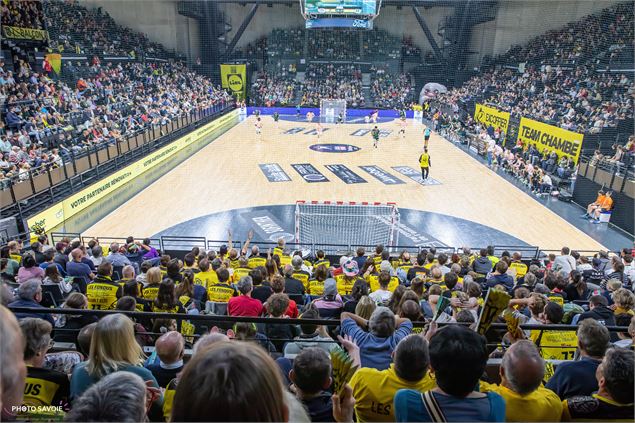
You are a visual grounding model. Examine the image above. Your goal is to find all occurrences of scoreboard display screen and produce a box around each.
[304,0,377,16]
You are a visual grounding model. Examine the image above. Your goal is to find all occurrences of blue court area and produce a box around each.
[277,115,396,124]
[152,205,528,249]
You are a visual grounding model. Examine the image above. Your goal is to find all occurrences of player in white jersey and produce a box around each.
[316,122,323,141]
[306,111,315,122]
[371,109,379,123]
[397,116,407,139]
[255,117,262,138]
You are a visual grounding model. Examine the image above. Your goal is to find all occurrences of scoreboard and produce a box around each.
[304,0,377,16]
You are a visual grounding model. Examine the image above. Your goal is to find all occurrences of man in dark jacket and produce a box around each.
[484,261,514,292]
[472,249,493,275]
[8,279,55,326]
[575,295,618,342]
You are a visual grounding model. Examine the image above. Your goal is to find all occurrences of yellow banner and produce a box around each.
[27,110,239,234]
[474,103,510,134]
[2,26,49,41]
[220,64,247,101]
[517,117,584,163]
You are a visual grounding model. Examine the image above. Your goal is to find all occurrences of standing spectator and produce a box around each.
[546,319,610,399]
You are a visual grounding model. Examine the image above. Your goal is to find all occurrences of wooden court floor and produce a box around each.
[83,115,606,251]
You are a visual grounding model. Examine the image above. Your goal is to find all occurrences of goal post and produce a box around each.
[320,99,347,123]
[295,201,399,252]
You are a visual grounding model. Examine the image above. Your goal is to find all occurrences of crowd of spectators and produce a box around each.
[251,67,297,107]
[1,235,634,421]
[300,64,364,107]
[309,29,361,61]
[43,0,171,58]
[0,58,232,189]
[267,28,305,59]
[499,2,633,66]
[1,0,44,29]
[370,65,413,109]
[434,3,634,135]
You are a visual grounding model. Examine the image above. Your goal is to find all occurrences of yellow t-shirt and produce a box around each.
[308,279,325,296]
[419,153,430,168]
[367,275,400,292]
[141,285,160,302]
[248,256,266,268]
[349,365,435,422]
[207,283,236,303]
[509,262,528,279]
[531,330,578,360]
[479,382,562,422]
[292,271,310,291]
[194,270,218,289]
[335,274,360,296]
[232,267,252,283]
[86,281,120,310]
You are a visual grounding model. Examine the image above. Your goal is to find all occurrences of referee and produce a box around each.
[419,148,431,181]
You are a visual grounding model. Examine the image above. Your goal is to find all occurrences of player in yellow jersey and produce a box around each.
[419,147,431,181]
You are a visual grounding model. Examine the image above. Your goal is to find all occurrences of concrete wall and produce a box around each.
[78,0,200,60]
[469,0,624,66]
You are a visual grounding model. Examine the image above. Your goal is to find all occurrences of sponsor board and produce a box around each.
[325,164,367,184]
[26,110,239,233]
[309,144,360,153]
[474,103,510,135]
[392,166,442,186]
[291,164,329,183]
[358,166,405,185]
[517,117,583,163]
[258,163,291,182]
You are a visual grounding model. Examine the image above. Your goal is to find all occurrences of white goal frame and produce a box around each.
[295,200,399,249]
[320,98,347,123]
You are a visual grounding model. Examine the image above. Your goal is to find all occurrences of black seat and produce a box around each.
[288,294,305,306]
[41,284,65,308]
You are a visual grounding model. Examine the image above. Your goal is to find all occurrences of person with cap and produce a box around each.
[227,276,264,317]
[312,278,344,319]
[336,260,365,296]
[340,307,412,370]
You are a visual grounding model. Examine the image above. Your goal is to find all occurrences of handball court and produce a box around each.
[82,115,608,251]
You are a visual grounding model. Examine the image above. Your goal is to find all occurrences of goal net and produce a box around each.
[295,201,399,252]
[320,99,347,123]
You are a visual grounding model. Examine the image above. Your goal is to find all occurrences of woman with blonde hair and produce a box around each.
[612,288,635,316]
[355,295,376,320]
[70,313,161,408]
[141,267,162,301]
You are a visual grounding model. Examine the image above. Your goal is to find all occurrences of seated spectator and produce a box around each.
[144,331,185,388]
[42,264,72,295]
[283,308,337,358]
[53,292,98,344]
[271,274,298,318]
[561,348,634,421]
[170,341,288,421]
[264,292,299,352]
[151,279,186,314]
[70,313,162,411]
[86,262,122,310]
[19,318,70,409]
[313,278,344,319]
[546,319,610,399]
[105,243,132,268]
[350,334,435,422]
[0,306,27,421]
[614,314,635,349]
[485,261,514,292]
[288,347,334,422]
[65,372,150,422]
[228,276,264,317]
[394,324,505,422]
[479,340,562,421]
[66,248,94,283]
[340,307,412,370]
[16,254,45,283]
[369,271,393,305]
[574,295,617,332]
[8,280,54,326]
[343,280,370,313]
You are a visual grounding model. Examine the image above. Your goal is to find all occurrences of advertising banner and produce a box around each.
[220,64,247,101]
[517,117,584,163]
